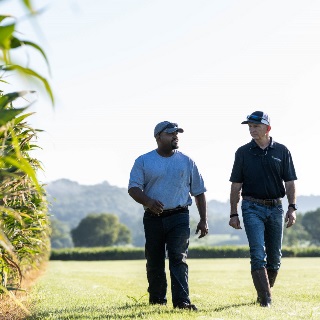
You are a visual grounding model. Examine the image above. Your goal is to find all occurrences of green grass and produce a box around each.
[26,258,320,319]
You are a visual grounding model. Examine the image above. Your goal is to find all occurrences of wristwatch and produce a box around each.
[288,204,298,211]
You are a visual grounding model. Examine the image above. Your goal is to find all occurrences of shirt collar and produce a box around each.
[250,137,274,149]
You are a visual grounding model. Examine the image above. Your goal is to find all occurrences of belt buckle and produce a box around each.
[264,199,275,206]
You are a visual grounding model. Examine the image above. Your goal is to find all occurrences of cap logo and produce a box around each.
[158,122,178,134]
[242,112,270,126]
[154,121,183,137]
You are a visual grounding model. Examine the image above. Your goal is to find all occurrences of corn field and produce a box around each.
[0,0,52,300]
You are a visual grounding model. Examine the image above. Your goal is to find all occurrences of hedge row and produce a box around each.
[50,246,320,261]
[50,247,145,261]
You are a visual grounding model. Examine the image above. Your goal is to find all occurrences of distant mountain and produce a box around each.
[46,179,144,245]
[45,179,320,246]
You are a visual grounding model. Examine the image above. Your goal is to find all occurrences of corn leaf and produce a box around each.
[0,206,23,224]
[0,228,17,262]
[2,65,54,104]
[0,108,27,126]
[13,112,34,125]
[3,156,40,191]
[0,23,15,50]
[10,37,50,72]
[22,0,34,14]
[0,90,33,109]
[0,15,13,24]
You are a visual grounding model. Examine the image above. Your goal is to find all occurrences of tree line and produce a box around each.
[50,207,320,248]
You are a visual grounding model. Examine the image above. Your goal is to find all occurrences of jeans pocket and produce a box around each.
[276,205,284,213]
[241,200,255,211]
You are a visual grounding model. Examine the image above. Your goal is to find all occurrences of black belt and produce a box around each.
[145,206,188,217]
[243,196,282,207]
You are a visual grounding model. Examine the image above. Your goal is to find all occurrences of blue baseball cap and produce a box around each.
[154,121,184,137]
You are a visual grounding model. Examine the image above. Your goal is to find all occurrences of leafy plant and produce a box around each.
[0,91,51,293]
[0,0,52,302]
[127,293,148,304]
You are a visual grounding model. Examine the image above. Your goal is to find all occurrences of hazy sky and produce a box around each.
[4,0,320,201]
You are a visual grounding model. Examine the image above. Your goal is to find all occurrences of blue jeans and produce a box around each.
[143,210,190,307]
[241,200,284,271]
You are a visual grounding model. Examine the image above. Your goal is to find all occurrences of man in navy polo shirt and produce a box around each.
[229,111,297,307]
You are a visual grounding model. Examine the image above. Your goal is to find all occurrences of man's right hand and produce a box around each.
[229,216,242,229]
[146,199,164,215]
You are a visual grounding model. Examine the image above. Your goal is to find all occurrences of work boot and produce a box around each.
[267,269,278,288]
[149,297,167,305]
[251,268,272,307]
[175,302,198,311]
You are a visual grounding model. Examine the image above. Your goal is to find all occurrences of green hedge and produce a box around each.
[50,247,145,261]
[50,246,320,261]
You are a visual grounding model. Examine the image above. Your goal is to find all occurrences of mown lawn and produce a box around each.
[26,258,320,319]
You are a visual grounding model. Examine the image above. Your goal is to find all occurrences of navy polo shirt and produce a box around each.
[230,137,297,199]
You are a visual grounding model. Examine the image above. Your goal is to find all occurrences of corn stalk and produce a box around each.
[0,0,53,299]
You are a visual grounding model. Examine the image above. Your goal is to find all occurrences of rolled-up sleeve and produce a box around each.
[128,156,145,191]
[189,162,207,196]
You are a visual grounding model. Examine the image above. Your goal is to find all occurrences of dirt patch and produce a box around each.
[0,264,47,320]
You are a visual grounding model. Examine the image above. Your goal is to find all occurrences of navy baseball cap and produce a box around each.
[154,121,184,137]
[241,111,270,125]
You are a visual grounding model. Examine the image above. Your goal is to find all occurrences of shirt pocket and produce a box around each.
[171,169,188,187]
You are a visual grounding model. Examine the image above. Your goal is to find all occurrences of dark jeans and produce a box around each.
[241,200,284,271]
[143,209,190,307]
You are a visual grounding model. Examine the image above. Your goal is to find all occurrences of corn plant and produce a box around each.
[0,92,51,294]
[0,1,53,296]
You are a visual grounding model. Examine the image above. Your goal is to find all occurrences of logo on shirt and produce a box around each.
[272,156,281,162]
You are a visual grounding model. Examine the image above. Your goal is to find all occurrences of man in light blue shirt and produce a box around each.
[128,121,208,311]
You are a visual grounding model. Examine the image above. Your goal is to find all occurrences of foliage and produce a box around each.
[0,12,53,103]
[116,223,131,245]
[45,179,145,246]
[302,208,320,245]
[0,95,51,293]
[71,213,131,247]
[49,218,73,249]
[45,179,320,248]
[0,0,52,299]
[50,247,145,261]
[50,245,320,261]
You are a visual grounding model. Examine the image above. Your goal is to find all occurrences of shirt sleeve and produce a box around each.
[189,161,207,196]
[128,156,145,191]
[229,149,244,183]
[282,149,297,182]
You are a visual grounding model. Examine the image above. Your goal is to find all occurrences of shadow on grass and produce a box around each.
[212,301,256,312]
[26,301,257,319]
[26,303,174,319]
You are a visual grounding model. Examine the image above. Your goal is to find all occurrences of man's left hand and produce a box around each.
[285,209,297,228]
[196,219,209,238]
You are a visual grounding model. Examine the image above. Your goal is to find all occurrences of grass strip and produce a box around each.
[25,258,320,319]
